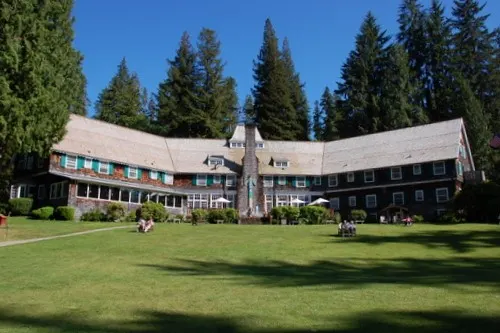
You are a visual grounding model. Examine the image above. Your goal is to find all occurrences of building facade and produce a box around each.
[10,115,475,221]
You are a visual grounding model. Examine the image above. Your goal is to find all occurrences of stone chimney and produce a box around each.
[237,124,260,217]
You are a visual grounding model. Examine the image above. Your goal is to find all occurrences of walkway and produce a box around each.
[0,225,133,248]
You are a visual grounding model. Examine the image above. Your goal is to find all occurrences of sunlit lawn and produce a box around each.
[0,222,499,332]
[0,217,128,242]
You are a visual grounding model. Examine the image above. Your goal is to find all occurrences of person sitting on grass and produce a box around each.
[143,218,154,233]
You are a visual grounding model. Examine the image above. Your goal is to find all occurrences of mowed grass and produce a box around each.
[0,217,129,242]
[0,222,499,332]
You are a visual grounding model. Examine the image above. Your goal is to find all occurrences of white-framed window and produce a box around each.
[415,190,424,202]
[391,167,402,180]
[84,158,92,169]
[256,143,264,148]
[433,161,446,175]
[392,192,404,205]
[230,142,244,148]
[165,173,174,185]
[150,170,158,180]
[274,160,289,168]
[347,172,355,183]
[208,157,224,166]
[456,161,464,176]
[277,195,288,207]
[65,155,77,169]
[328,174,338,187]
[196,174,207,186]
[278,176,287,185]
[364,170,375,183]
[413,164,422,175]
[330,197,339,210]
[27,156,34,170]
[290,195,308,207]
[17,184,26,198]
[226,174,236,186]
[265,194,273,212]
[313,176,322,185]
[295,176,306,187]
[348,196,356,207]
[210,193,223,208]
[38,185,45,199]
[436,187,449,203]
[365,194,377,208]
[263,176,273,187]
[127,166,138,178]
[187,193,209,209]
[99,162,109,174]
[213,175,221,184]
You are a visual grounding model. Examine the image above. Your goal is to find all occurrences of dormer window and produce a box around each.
[208,156,224,167]
[274,160,289,168]
[230,142,245,148]
[256,143,264,148]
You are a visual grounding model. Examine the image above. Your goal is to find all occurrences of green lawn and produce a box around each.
[0,222,499,332]
[0,217,129,242]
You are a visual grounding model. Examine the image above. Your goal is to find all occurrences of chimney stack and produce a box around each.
[237,124,260,217]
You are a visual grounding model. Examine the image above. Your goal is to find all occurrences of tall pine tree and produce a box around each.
[242,94,255,124]
[336,12,390,137]
[312,101,324,141]
[252,19,297,140]
[94,58,146,129]
[320,87,341,141]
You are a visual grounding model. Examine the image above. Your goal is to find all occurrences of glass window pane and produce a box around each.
[88,184,99,198]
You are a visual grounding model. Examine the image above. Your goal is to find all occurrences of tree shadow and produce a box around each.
[332,229,500,254]
[139,256,500,290]
[0,307,498,333]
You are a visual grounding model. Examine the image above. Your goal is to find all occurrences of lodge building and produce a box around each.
[11,114,475,221]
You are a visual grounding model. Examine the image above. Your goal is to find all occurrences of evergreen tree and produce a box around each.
[243,94,255,124]
[320,87,340,141]
[281,38,310,140]
[94,58,146,129]
[197,28,238,138]
[424,0,454,121]
[312,101,324,141]
[252,19,297,140]
[156,32,201,137]
[0,0,86,191]
[335,12,390,137]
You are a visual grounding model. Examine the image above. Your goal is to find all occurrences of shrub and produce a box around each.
[453,182,500,222]
[55,206,75,221]
[207,209,226,224]
[350,209,367,222]
[271,206,285,220]
[80,209,107,222]
[412,215,424,223]
[224,208,238,224]
[283,206,300,222]
[299,206,329,224]
[191,209,207,223]
[437,212,465,224]
[31,206,54,220]
[140,201,168,222]
[123,210,137,222]
[333,212,342,224]
[8,198,33,216]
[106,202,126,222]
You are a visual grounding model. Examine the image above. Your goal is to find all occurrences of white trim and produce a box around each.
[433,161,446,175]
[390,167,402,180]
[392,191,404,205]
[196,174,207,186]
[263,176,273,187]
[348,196,356,207]
[415,190,424,202]
[274,160,289,168]
[208,157,224,167]
[365,194,377,208]
[328,174,338,187]
[347,172,355,183]
[278,176,287,185]
[150,170,158,180]
[326,178,453,194]
[295,176,306,188]
[226,174,236,186]
[213,175,221,184]
[84,158,92,169]
[460,119,476,171]
[435,187,449,203]
[65,155,77,169]
[364,170,375,183]
[99,162,110,174]
[413,164,422,175]
[128,166,138,178]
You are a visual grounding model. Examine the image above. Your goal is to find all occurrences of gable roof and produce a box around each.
[52,115,467,175]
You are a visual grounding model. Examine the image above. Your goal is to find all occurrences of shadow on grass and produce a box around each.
[333,228,500,254]
[0,307,498,332]
[140,256,500,289]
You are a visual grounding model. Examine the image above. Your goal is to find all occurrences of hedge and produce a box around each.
[140,201,168,222]
[8,198,33,216]
[31,206,54,220]
[55,206,75,221]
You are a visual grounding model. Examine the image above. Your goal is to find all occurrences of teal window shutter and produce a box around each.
[137,168,143,179]
[292,177,296,187]
[77,157,84,169]
[60,155,67,167]
[161,172,166,183]
[108,163,114,175]
[207,175,213,186]
[305,177,311,187]
[124,166,129,178]
[92,160,99,172]
[192,175,197,185]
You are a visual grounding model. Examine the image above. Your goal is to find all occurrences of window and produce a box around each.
[277,195,288,207]
[208,157,224,166]
[196,174,207,186]
[256,143,264,148]
[210,194,222,208]
[263,176,273,187]
[128,167,138,178]
[278,176,286,185]
[290,195,308,207]
[66,155,77,169]
[77,183,88,198]
[150,170,158,180]
[459,145,466,158]
[392,192,404,205]
[213,175,221,184]
[110,188,120,201]
[456,161,464,177]
[99,162,109,174]
[415,190,424,202]
[413,164,422,175]
[433,161,446,175]
[328,174,338,187]
[274,160,289,168]
[365,194,377,208]
[167,195,179,208]
[49,181,67,199]
[28,185,36,198]
[295,176,306,187]
[436,188,449,203]
[265,194,273,212]
[364,170,375,183]
[348,196,356,207]
[88,184,99,198]
[99,186,110,200]
[391,167,402,180]
[187,193,208,209]
[84,158,92,169]
[226,175,236,186]
[165,174,174,185]
[27,156,34,170]
[18,184,26,198]
[230,142,244,148]
[120,190,130,202]
[38,185,45,199]
[330,197,339,210]
[130,190,140,204]
[347,172,355,183]
[313,177,322,185]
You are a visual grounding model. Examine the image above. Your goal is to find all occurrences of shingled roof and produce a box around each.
[52,115,470,175]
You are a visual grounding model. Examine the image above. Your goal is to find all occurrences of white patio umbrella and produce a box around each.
[214,197,231,203]
[307,198,329,206]
[290,198,306,204]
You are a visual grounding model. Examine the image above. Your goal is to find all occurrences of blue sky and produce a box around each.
[73,0,499,117]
